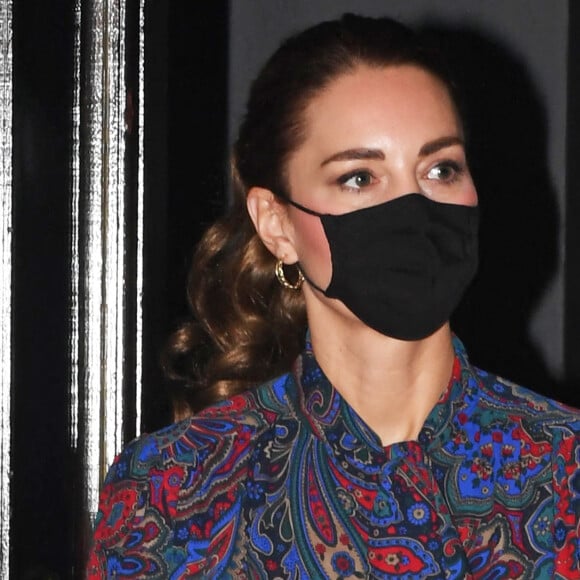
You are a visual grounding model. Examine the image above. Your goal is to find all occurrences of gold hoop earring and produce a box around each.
[275,260,304,290]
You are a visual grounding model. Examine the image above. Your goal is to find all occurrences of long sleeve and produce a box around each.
[86,436,182,579]
[552,423,580,579]
[85,404,261,578]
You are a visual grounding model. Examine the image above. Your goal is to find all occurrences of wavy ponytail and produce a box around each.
[163,164,306,416]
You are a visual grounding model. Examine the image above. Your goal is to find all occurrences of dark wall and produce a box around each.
[566,2,580,385]
[12,1,75,577]
[141,2,229,432]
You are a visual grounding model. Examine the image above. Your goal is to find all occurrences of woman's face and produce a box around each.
[283,64,478,299]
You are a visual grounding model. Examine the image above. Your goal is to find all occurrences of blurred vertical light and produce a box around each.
[136,0,145,437]
[72,0,133,523]
[70,0,82,453]
[0,2,12,575]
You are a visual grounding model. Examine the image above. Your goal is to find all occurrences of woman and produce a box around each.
[88,14,580,579]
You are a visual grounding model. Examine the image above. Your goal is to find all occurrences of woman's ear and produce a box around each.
[246,187,299,263]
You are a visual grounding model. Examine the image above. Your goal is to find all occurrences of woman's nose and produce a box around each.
[387,174,424,201]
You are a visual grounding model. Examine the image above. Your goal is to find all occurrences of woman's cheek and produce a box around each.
[292,211,333,289]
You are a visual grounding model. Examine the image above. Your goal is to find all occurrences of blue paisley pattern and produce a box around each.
[88,337,580,578]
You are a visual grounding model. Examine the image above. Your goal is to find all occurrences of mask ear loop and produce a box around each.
[274,192,326,296]
[273,190,325,217]
[272,191,328,295]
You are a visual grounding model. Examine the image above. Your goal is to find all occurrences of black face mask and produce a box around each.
[285,193,479,341]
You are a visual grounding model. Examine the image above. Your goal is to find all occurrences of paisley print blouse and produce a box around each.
[87,337,580,579]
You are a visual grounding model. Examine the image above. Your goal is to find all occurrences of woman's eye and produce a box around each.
[339,171,374,190]
[426,161,463,182]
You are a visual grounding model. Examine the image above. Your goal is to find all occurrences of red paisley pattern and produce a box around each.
[87,337,580,579]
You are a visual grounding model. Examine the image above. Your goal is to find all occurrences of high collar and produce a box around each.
[291,334,473,461]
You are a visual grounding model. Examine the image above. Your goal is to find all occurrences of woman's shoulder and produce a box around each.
[103,375,292,488]
[470,365,580,437]
[87,375,295,577]
[106,374,294,486]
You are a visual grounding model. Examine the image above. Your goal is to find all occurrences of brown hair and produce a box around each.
[164,14,460,416]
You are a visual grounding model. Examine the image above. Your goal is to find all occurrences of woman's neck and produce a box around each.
[308,314,455,447]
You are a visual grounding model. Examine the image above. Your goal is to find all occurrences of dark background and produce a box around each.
[10,1,580,578]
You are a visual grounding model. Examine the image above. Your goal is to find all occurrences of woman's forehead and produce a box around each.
[296,65,461,160]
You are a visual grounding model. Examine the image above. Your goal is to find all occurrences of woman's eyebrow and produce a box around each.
[320,137,464,167]
[320,148,385,167]
[418,136,464,157]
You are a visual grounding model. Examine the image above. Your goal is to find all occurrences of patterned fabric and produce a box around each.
[87,337,580,579]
